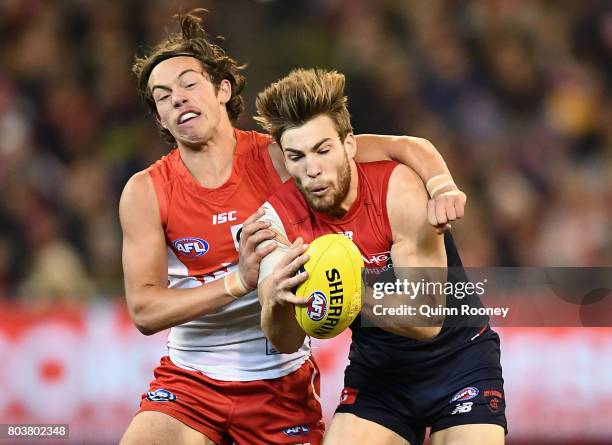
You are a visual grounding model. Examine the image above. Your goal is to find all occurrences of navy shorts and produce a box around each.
[335,328,507,445]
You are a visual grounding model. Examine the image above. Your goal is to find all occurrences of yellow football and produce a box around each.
[294,234,364,339]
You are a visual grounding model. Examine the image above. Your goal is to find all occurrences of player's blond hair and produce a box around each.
[255,68,353,146]
[132,9,246,145]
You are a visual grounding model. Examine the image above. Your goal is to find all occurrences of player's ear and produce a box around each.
[217,79,232,105]
[344,133,357,160]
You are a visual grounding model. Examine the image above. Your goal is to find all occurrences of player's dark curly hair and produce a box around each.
[254,68,352,147]
[132,9,246,145]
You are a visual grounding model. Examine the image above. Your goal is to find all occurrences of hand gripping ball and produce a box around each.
[294,234,364,339]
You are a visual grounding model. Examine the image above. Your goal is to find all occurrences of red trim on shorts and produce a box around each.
[470,325,489,341]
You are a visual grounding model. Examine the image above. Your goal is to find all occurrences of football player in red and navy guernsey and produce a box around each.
[254,69,506,445]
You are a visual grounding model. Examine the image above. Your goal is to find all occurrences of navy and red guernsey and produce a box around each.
[266,160,491,373]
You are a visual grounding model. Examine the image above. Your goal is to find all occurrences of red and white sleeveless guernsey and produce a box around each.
[147,129,310,381]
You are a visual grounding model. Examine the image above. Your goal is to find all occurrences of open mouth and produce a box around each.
[177,111,200,125]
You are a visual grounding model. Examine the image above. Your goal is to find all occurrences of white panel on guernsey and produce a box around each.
[167,246,190,280]
[165,249,310,381]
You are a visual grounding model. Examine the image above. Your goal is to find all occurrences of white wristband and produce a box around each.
[438,189,463,197]
[224,271,249,299]
[426,174,455,197]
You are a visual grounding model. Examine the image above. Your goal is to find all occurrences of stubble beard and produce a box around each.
[297,153,352,216]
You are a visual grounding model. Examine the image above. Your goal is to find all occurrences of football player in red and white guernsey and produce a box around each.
[119,11,467,445]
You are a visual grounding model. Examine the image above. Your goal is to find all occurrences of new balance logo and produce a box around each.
[451,402,473,415]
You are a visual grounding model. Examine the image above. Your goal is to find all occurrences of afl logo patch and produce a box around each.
[306,291,327,322]
[282,425,310,437]
[451,386,479,403]
[146,389,177,402]
[172,238,209,257]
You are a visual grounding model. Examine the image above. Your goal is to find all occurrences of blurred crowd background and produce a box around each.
[0,0,611,305]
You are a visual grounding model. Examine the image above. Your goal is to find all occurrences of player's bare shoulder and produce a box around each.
[119,170,160,231]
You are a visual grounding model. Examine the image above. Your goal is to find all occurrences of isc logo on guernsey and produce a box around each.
[172,238,209,257]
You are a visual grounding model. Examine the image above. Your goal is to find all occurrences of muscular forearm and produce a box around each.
[362,286,444,341]
[354,135,452,188]
[377,321,442,341]
[261,302,306,353]
[127,277,237,335]
[259,280,306,353]
[389,137,451,186]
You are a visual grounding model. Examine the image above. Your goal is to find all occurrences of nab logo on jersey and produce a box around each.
[172,238,209,257]
[307,291,327,321]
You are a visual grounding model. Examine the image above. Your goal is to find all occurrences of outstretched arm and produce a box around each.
[353,135,466,233]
